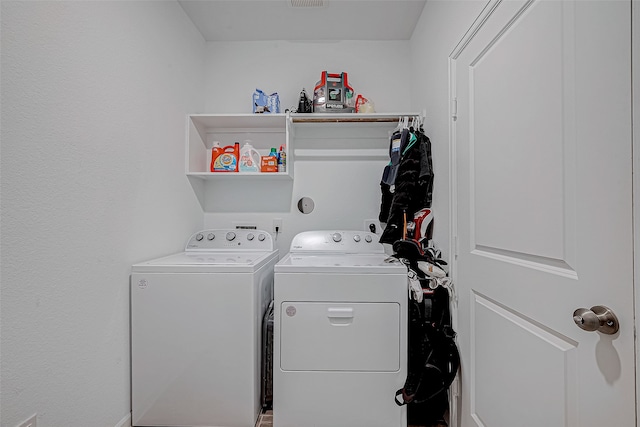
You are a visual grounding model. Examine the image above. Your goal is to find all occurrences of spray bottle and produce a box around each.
[278,145,286,172]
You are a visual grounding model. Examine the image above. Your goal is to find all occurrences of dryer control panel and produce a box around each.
[185,229,273,251]
[289,230,383,254]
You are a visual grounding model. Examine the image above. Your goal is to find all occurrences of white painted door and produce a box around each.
[450,1,634,426]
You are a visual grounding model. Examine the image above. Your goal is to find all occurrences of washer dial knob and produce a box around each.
[258,234,266,241]
[195,233,204,241]
[365,235,373,243]
[247,233,255,241]
[353,234,361,242]
[226,232,236,241]
[207,233,215,241]
[332,233,342,243]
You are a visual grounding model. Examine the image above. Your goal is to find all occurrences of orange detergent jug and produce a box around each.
[212,142,239,172]
[210,141,223,172]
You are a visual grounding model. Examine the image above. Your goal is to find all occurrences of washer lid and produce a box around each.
[274,252,405,274]
[132,250,279,273]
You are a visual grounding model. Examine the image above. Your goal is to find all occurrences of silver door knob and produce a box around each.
[573,305,619,335]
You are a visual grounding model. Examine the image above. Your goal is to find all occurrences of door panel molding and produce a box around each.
[471,291,578,427]
[472,245,578,279]
[461,0,578,270]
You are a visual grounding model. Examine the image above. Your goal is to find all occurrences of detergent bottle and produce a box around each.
[239,141,261,173]
[210,141,222,172]
[212,142,239,172]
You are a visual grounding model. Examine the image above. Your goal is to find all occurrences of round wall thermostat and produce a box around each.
[297,197,315,214]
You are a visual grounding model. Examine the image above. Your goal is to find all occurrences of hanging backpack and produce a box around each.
[393,245,460,408]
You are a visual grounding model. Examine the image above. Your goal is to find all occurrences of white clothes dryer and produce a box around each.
[273,230,408,427]
[131,229,279,427]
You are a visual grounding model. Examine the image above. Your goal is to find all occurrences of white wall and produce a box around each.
[409,0,488,263]
[202,41,414,254]
[204,40,412,114]
[0,2,205,426]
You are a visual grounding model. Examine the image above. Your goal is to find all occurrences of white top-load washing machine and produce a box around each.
[273,230,408,427]
[131,229,279,427]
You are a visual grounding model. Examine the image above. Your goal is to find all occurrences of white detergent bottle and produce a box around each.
[239,141,261,173]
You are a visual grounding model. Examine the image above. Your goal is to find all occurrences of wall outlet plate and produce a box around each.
[273,218,283,233]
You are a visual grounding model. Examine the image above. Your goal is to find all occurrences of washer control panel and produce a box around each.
[186,229,273,251]
[290,230,383,254]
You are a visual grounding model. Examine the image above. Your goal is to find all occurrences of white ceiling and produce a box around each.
[178,0,427,42]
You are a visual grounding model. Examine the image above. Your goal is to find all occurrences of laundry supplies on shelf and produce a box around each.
[253,88,280,114]
[277,145,286,172]
[313,71,355,113]
[261,155,278,173]
[209,141,223,172]
[239,141,261,173]
[297,88,312,113]
[211,142,240,172]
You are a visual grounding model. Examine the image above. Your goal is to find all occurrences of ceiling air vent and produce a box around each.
[289,0,326,8]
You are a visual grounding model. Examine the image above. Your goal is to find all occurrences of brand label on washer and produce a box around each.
[138,279,148,289]
[285,305,296,317]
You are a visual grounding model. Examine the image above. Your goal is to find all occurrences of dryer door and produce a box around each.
[280,302,400,372]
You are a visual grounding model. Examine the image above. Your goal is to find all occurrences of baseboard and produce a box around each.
[114,413,131,427]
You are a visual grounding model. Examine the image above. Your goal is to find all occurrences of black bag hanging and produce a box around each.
[395,285,459,407]
[392,247,460,425]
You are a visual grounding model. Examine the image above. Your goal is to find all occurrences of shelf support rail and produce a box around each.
[286,111,427,125]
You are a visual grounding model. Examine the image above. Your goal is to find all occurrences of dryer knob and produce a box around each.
[195,233,204,241]
[247,233,255,241]
[207,233,215,241]
[332,232,342,243]
[365,235,373,243]
[258,233,266,241]
[226,232,236,241]
[353,234,361,242]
